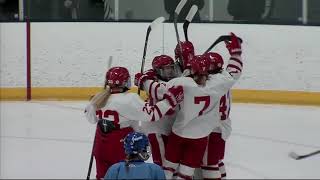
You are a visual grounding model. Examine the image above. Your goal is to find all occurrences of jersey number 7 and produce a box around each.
[194,96,210,116]
[194,92,231,120]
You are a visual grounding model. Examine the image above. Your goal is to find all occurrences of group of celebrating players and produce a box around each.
[85,31,243,179]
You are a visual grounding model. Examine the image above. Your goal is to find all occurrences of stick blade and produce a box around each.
[289,151,300,160]
[204,35,244,54]
[150,16,165,30]
[185,5,198,22]
[175,0,187,14]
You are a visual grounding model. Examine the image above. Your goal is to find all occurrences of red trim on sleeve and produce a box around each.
[227,64,242,72]
[154,105,163,119]
[149,81,155,97]
[230,57,243,67]
[154,83,161,101]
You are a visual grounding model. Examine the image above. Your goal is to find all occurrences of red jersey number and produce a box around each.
[194,96,210,116]
[142,102,153,115]
[219,92,231,120]
[96,110,120,125]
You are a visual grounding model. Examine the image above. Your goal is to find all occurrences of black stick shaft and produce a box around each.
[297,150,320,159]
[183,21,190,41]
[204,35,243,54]
[138,27,151,95]
[86,126,98,180]
[86,153,94,180]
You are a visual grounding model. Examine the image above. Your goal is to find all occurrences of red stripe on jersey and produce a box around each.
[162,166,175,172]
[201,166,220,170]
[227,64,242,72]
[149,81,156,98]
[176,172,192,180]
[154,105,163,119]
[230,57,243,67]
[154,83,161,101]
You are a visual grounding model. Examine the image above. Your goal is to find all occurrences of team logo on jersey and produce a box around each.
[128,164,137,167]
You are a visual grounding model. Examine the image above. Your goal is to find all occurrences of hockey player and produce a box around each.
[134,55,180,166]
[204,51,232,180]
[138,32,243,179]
[84,66,184,179]
[104,132,166,179]
[135,40,196,167]
[194,52,233,180]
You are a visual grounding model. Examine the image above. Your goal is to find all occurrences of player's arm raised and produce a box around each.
[135,70,167,101]
[204,32,243,98]
[225,32,243,80]
[117,86,183,122]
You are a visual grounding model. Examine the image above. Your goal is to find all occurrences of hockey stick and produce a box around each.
[138,16,165,95]
[86,56,113,180]
[173,0,187,64]
[204,35,243,54]
[104,56,113,89]
[289,150,320,160]
[86,132,95,180]
[183,5,198,41]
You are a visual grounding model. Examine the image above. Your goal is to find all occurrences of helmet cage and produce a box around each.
[155,63,180,81]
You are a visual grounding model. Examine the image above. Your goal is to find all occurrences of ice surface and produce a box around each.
[1,101,319,179]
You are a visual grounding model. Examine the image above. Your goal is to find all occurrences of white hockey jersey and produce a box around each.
[85,92,173,131]
[166,71,237,139]
[213,90,233,141]
[135,80,175,135]
[142,54,243,139]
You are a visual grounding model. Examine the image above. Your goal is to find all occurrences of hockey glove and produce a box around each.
[163,85,184,108]
[98,119,116,134]
[225,32,242,56]
[134,69,157,89]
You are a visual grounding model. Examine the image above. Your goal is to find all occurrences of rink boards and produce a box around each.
[1,87,319,106]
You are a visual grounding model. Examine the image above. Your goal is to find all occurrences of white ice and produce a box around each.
[1,101,320,179]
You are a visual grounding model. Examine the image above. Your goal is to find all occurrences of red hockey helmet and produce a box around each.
[190,55,211,76]
[152,55,179,81]
[174,41,195,70]
[152,55,174,69]
[106,67,131,88]
[204,52,224,74]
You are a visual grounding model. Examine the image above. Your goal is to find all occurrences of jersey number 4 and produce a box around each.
[219,92,231,120]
